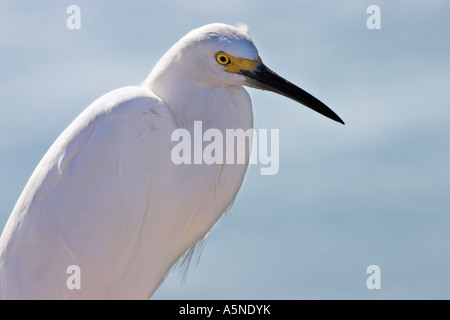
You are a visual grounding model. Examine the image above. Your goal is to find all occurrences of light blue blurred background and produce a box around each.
[1,1,449,299]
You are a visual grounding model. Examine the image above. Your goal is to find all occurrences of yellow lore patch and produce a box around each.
[216,51,261,74]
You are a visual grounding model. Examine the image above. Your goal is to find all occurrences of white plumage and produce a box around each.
[0,23,342,299]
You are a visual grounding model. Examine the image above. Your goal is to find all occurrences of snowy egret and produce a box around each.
[0,23,343,299]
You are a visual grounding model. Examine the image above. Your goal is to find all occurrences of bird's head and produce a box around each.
[148,23,344,124]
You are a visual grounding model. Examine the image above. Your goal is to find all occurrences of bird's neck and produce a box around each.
[142,65,253,132]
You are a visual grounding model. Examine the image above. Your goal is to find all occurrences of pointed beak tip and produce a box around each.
[335,117,345,125]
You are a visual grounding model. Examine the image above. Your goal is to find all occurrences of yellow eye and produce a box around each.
[216,52,231,65]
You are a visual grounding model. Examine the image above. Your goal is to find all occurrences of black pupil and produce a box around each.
[220,56,227,63]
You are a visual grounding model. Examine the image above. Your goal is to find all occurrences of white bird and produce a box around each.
[0,23,343,299]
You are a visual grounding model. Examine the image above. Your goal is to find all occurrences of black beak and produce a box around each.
[241,63,344,125]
